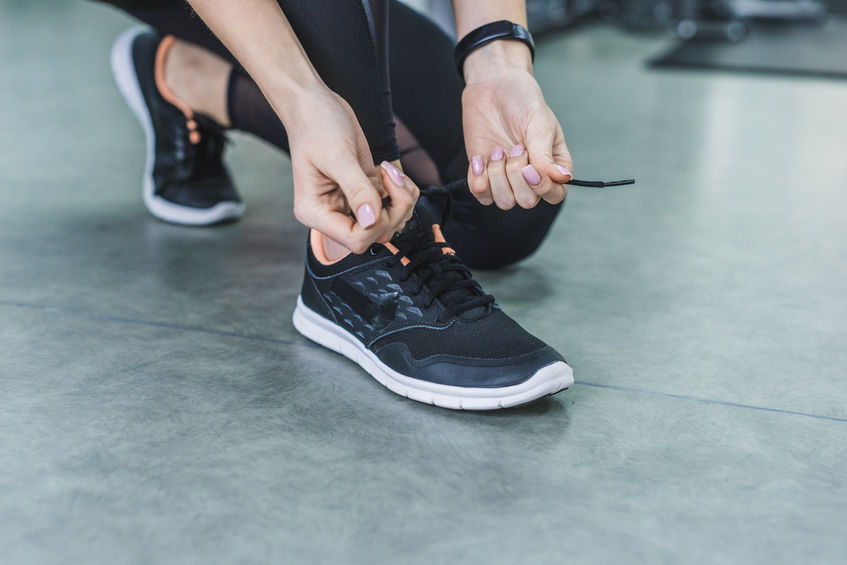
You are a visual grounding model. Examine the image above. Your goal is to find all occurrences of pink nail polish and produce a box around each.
[380,161,405,187]
[471,155,484,175]
[510,144,525,157]
[521,164,542,186]
[357,203,376,228]
[490,147,505,161]
[554,164,573,180]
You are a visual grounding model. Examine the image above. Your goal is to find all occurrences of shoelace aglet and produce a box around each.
[567,178,635,188]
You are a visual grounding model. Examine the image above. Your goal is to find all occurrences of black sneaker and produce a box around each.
[292,191,573,410]
[110,28,244,226]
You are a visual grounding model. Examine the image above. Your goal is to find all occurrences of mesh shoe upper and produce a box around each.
[372,309,545,360]
[300,201,565,388]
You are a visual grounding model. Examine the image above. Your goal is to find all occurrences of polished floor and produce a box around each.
[1,2,846,564]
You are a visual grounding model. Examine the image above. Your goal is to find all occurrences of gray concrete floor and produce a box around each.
[2,2,846,564]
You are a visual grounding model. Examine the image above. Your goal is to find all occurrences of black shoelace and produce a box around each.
[567,178,635,188]
[388,228,495,319]
[383,175,635,318]
[416,176,636,226]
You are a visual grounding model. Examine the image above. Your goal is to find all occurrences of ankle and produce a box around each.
[158,37,232,127]
[312,230,351,264]
[322,233,352,262]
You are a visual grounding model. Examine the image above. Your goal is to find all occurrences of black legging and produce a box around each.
[96,0,563,268]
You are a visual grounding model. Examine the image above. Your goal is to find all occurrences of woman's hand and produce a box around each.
[461,43,574,210]
[284,87,419,254]
[185,0,418,253]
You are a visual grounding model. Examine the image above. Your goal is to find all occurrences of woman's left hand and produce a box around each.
[462,66,574,210]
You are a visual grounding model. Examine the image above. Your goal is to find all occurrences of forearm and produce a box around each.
[185,0,324,124]
[451,0,532,82]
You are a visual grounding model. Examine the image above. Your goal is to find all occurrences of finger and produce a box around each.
[551,125,574,178]
[525,134,564,204]
[523,144,558,204]
[305,208,374,255]
[506,144,540,210]
[376,160,419,242]
[487,146,514,210]
[537,179,566,205]
[520,162,563,204]
[467,154,493,206]
[332,153,384,232]
[528,126,573,204]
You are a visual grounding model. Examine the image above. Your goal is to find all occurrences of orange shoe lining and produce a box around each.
[310,230,346,266]
[313,225,450,268]
[431,224,455,255]
[382,242,410,266]
[154,35,201,144]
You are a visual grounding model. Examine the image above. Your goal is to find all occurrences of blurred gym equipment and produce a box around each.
[422,0,847,79]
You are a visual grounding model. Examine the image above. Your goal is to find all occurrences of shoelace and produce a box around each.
[420,176,635,226]
[567,178,635,188]
[382,175,635,318]
[388,225,495,319]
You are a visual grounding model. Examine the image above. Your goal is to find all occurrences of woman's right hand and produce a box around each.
[283,87,418,254]
[184,0,416,252]
[184,1,415,253]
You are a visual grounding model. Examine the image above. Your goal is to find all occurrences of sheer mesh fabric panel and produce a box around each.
[227,68,290,152]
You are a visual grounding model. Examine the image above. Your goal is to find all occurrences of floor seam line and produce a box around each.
[1,299,315,349]
[4,300,843,423]
[573,381,847,423]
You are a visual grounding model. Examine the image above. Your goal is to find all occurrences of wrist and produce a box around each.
[463,39,533,84]
[265,71,326,124]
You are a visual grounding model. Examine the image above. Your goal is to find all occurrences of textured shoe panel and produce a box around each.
[313,261,445,345]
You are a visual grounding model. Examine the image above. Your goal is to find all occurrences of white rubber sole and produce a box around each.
[110,27,246,227]
[292,296,573,410]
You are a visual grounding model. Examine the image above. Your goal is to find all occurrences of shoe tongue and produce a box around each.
[390,203,433,246]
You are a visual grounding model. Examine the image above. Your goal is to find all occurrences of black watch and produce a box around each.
[454,20,535,80]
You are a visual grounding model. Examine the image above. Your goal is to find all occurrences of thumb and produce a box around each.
[528,128,574,184]
[332,155,383,229]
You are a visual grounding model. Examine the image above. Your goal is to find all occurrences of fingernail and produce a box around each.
[554,164,573,180]
[510,144,524,157]
[357,203,376,228]
[521,164,542,186]
[471,155,484,175]
[490,146,505,161]
[380,161,405,187]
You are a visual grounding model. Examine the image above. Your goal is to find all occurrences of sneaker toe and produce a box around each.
[373,342,568,389]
